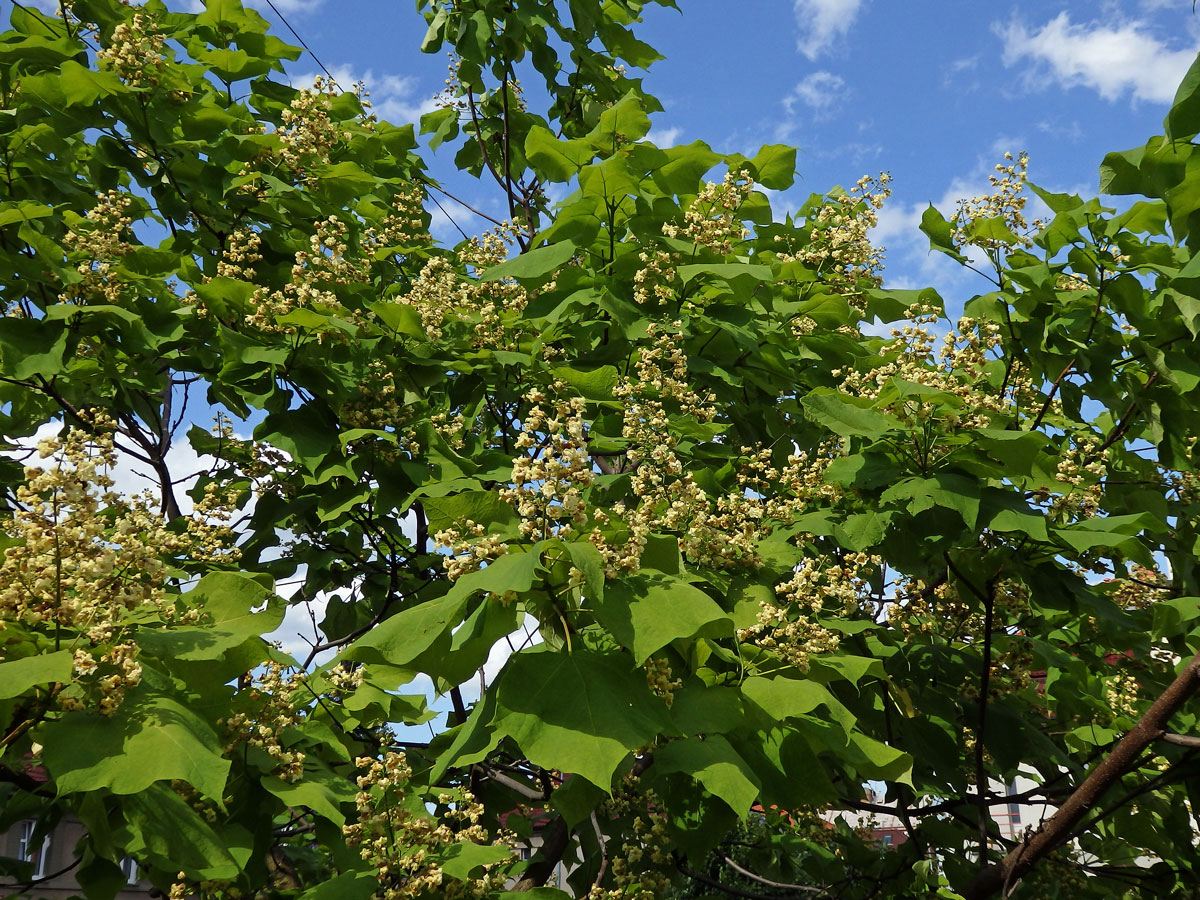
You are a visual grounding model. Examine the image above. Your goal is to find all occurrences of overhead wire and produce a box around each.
[257,0,495,238]
[261,0,338,87]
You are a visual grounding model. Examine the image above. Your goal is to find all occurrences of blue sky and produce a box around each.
[250,0,1200,295]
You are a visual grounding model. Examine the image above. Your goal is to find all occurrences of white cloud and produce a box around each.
[785,71,848,113]
[291,65,438,125]
[648,124,683,146]
[1037,119,1084,141]
[774,71,849,139]
[793,0,865,60]
[943,55,981,92]
[994,12,1197,104]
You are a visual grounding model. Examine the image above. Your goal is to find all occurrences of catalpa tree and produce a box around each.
[3,2,1200,898]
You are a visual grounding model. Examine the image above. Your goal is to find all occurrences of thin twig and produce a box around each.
[591,812,609,887]
[720,856,826,894]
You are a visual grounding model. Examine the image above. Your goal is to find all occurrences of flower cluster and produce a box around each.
[592,330,836,579]
[1111,565,1171,611]
[96,13,165,88]
[59,191,135,305]
[434,53,467,112]
[433,520,508,581]
[739,550,877,672]
[643,656,682,707]
[247,215,368,332]
[836,312,1020,439]
[778,173,890,303]
[661,172,754,255]
[344,752,513,900]
[277,75,350,176]
[397,221,529,343]
[342,360,410,438]
[952,152,1044,255]
[592,780,672,900]
[634,172,753,306]
[736,443,841,524]
[0,420,233,714]
[1105,673,1141,720]
[215,227,262,282]
[501,391,593,540]
[1049,434,1107,519]
[589,329,715,573]
[369,183,430,251]
[221,660,307,782]
[430,411,468,450]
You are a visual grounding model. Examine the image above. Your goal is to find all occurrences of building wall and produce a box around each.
[0,818,152,900]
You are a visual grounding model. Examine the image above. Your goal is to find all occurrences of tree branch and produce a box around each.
[962,647,1200,899]
[509,814,570,891]
[720,856,827,894]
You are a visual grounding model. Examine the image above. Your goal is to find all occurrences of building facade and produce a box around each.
[1,818,151,900]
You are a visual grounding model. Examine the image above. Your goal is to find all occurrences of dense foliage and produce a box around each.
[5,2,1200,898]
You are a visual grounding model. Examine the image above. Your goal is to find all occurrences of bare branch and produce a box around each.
[963,647,1200,899]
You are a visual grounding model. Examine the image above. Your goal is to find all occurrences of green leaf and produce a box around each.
[32,59,125,107]
[802,388,894,438]
[846,733,913,785]
[0,650,73,699]
[677,262,772,285]
[589,90,652,147]
[1054,513,1157,556]
[807,655,886,687]
[124,784,240,879]
[654,141,722,195]
[262,770,353,825]
[603,24,664,68]
[526,125,594,181]
[0,317,68,380]
[654,734,761,816]
[824,454,902,490]
[833,511,890,551]
[549,773,609,826]
[369,300,426,337]
[746,144,797,190]
[41,692,230,802]
[314,160,377,204]
[592,576,731,664]
[1167,52,1200,141]
[550,365,619,400]
[986,504,1050,543]
[564,540,606,601]
[192,572,283,638]
[421,491,518,534]
[741,676,854,732]
[920,205,966,260]
[344,552,539,666]
[481,241,576,281]
[671,685,744,736]
[437,842,512,881]
[882,475,981,530]
[1029,183,1084,214]
[1152,596,1200,640]
[0,201,52,229]
[964,215,1021,245]
[492,648,670,790]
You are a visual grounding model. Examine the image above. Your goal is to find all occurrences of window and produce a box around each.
[1005,780,1022,828]
[17,820,49,880]
[119,856,139,885]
